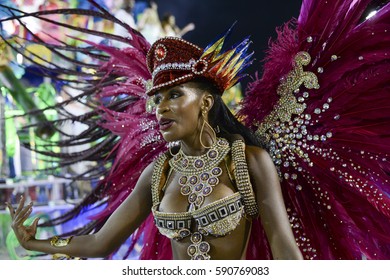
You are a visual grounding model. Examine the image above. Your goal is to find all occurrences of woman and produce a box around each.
[3,0,390,260]
[6,35,303,260]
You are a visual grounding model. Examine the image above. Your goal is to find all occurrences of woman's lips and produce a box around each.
[159,119,174,131]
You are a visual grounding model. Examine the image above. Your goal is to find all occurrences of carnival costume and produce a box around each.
[0,0,389,259]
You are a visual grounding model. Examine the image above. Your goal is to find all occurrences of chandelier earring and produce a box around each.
[199,107,216,149]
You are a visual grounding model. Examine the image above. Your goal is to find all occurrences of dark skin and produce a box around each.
[6,81,303,259]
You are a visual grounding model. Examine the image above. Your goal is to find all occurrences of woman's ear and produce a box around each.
[202,94,214,112]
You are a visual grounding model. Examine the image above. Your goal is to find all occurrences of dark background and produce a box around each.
[151,0,388,84]
[154,0,302,71]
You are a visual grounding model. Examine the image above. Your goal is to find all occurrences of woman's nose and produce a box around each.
[156,102,170,115]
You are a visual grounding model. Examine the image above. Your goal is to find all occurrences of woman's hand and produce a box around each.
[6,196,40,249]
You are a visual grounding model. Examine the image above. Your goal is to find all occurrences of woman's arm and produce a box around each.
[246,145,303,260]
[6,161,156,258]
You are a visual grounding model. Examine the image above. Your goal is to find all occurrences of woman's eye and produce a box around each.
[153,96,161,104]
[170,92,181,99]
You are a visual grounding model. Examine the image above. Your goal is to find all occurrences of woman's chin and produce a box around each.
[161,132,180,143]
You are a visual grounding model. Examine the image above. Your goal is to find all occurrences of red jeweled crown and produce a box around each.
[145,27,254,96]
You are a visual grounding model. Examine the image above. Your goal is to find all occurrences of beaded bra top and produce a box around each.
[150,138,259,259]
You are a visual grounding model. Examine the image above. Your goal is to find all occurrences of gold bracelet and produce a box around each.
[50,236,73,247]
[52,253,82,260]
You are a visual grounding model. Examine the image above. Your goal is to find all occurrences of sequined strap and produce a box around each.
[151,153,169,206]
[231,140,259,217]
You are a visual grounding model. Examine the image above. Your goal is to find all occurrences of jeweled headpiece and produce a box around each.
[146,26,254,96]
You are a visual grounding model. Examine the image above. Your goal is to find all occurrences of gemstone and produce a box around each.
[181,158,188,167]
[179,176,188,185]
[180,185,191,195]
[208,149,218,158]
[200,172,210,181]
[211,167,222,176]
[208,177,218,186]
[187,245,196,255]
[199,242,210,253]
[179,229,191,237]
[195,196,204,206]
[189,193,197,203]
[191,232,202,243]
[155,44,167,61]
[189,176,198,185]
[203,186,212,195]
[194,183,204,192]
[194,159,204,168]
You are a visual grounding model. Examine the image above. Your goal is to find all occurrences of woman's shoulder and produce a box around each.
[245,144,271,168]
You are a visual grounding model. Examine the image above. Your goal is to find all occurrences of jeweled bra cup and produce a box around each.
[152,192,244,240]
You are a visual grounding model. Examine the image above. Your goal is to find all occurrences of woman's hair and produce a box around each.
[194,78,264,148]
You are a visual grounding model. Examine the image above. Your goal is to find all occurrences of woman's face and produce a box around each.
[154,82,204,143]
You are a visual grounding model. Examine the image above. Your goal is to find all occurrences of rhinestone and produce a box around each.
[189,176,198,185]
[208,149,218,158]
[327,97,333,102]
[303,92,309,98]
[305,114,312,120]
[179,229,191,237]
[331,55,338,61]
[200,173,210,181]
[194,183,204,192]
[323,103,329,110]
[179,176,188,185]
[187,245,197,255]
[191,232,202,243]
[199,242,210,253]
[358,56,364,60]
[317,67,324,73]
[298,97,305,102]
[207,177,218,186]
[194,159,204,168]
[321,135,327,141]
[202,186,212,195]
[195,196,204,206]
[211,167,222,176]
[189,193,197,203]
[334,114,340,120]
[314,108,321,114]
[180,185,191,195]
[326,132,333,138]
[307,36,313,43]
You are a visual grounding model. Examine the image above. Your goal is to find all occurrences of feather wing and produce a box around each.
[240,0,390,259]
